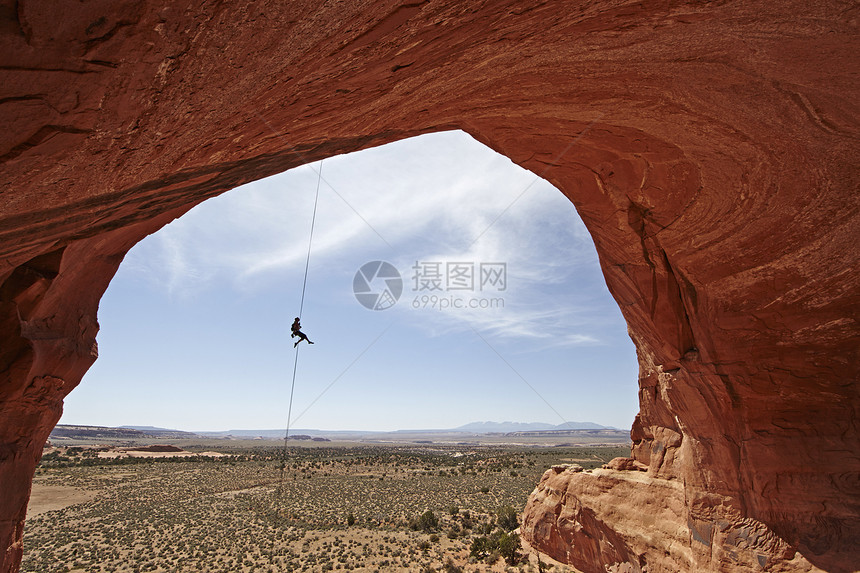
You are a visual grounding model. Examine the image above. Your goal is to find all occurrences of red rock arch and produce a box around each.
[1,1,857,571]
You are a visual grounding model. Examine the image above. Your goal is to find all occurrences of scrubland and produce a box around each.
[23,443,628,572]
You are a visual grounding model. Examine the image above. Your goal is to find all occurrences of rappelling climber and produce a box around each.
[291,317,314,348]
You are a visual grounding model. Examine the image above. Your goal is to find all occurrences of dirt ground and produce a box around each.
[27,485,95,518]
[96,449,225,459]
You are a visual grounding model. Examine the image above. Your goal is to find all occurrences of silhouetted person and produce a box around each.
[291,317,313,348]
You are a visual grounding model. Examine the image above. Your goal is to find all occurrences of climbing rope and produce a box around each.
[278,160,323,490]
[298,160,323,319]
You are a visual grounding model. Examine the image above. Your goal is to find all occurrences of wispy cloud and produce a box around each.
[119,131,617,344]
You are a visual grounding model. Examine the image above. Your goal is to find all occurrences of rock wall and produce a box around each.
[1,1,857,572]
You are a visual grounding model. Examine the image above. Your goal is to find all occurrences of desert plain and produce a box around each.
[24,435,629,572]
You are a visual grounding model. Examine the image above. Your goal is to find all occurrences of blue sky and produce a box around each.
[60,131,640,432]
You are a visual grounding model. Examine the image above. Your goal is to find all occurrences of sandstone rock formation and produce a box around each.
[1,1,857,572]
[522,466,826,572]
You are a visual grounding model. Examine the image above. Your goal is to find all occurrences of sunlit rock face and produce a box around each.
[1,1,857,572]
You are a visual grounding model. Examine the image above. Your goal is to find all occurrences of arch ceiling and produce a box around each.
[1,1,857,571]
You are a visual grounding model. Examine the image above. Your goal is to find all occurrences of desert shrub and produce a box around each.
[470,530,520,564]
[409,510,438,532]
[470,536,490,559]
[496,505,519,532]
[497,531,521,564]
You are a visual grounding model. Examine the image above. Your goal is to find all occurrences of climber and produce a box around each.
[291,317,314,348]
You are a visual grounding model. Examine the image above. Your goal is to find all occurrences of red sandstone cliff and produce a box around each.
[1,1,858,572]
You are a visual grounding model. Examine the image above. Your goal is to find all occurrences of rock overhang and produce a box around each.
[1,1,858,572]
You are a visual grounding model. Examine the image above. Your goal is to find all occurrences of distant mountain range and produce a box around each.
[454,421,613,432]
[195,421,616,438]
[51,425,198,440]
[52,421,617,440]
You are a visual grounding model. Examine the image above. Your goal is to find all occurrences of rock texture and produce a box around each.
[522,466,826,573]
[1,1,857,572]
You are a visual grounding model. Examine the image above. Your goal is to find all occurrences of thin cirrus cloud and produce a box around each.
[120,130,615,348]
